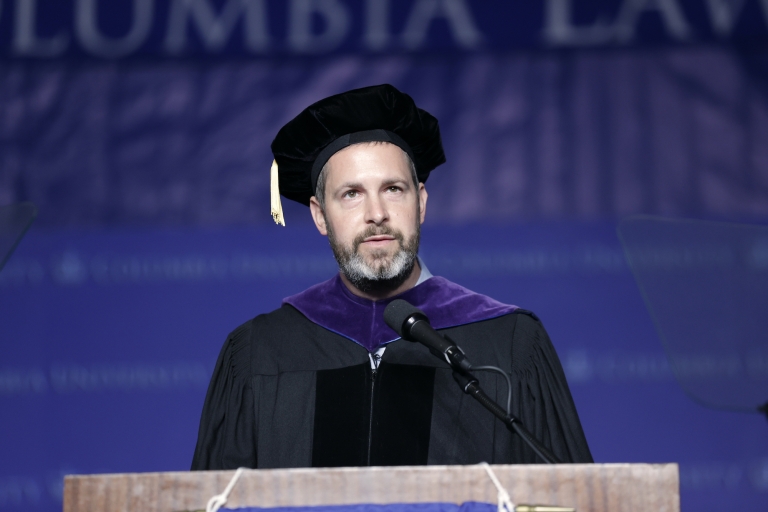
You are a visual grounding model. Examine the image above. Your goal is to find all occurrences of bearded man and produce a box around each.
[191,85,592,470]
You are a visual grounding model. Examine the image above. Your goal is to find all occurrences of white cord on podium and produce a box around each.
[479,462,516,512]
[207,467,246,512]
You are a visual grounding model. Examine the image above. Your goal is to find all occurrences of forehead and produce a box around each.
[325,142,411,185]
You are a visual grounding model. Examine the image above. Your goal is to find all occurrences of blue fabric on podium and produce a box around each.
[223,502,497,512]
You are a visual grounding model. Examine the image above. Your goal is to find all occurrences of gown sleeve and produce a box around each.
[509,311,594,464]
[191,322,258,470]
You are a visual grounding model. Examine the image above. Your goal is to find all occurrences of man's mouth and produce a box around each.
[363,235,396,243]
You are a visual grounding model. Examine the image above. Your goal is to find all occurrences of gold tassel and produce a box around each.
[270,159,285,226]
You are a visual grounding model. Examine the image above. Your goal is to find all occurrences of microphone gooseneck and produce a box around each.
[383,298,562,464]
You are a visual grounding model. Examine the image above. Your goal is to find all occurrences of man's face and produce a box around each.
[309,142,428,289]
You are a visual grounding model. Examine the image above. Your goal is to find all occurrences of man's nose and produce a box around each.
[364,194,388,225]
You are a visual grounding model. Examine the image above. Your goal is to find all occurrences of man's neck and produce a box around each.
[340,260,422,301]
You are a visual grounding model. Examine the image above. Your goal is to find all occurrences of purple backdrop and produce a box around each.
[2,1,768,511]
[3,223,768,511]
[3,47,768,226]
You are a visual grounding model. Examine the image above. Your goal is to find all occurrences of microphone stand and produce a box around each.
[452,370,562,464]
[383,300,563,465]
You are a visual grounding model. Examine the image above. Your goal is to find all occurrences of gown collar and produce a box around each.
[283,263,517,352]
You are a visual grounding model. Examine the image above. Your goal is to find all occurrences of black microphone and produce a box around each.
[384,300,562,464]
[384,299,473,372]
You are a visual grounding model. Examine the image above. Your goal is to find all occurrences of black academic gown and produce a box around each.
[191,304,593,469]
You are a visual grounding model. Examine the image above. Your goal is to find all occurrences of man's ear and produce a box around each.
[309,197,328,236]
[418,183,428,225]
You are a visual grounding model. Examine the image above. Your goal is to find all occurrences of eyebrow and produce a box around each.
[334,181,363,194]
[334,178,411,193]
[381,178,410,188]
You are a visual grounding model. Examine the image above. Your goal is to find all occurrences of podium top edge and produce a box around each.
[63,462,679,480]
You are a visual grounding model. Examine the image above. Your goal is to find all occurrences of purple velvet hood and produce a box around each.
[283,274,518,352]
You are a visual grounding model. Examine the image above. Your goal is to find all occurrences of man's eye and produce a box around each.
[388,186,401,193]
[343,190,358,198]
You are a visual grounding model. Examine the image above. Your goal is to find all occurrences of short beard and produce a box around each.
[327,219,420,295]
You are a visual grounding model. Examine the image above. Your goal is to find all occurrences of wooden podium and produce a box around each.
[63,464,679,512]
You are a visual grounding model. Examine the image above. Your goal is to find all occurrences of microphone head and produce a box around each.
[384,299,425,337]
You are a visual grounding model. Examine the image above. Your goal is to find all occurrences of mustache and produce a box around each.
[353,225,405,250]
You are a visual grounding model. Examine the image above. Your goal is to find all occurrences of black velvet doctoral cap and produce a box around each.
[271,84,446,208]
